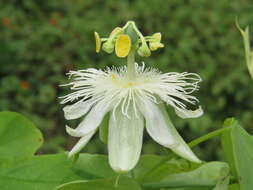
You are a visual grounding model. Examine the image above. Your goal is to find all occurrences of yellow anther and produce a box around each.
[111,74,117,79]
[115,34,131,58]
[148,32,164,51]
[152,33,162,41]
[94,32,101,53]
[149,42,164,51]
[149,33,164,51]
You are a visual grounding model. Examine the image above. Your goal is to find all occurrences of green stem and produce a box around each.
[188,126,232,148]
[114,174,121,187]
[127,48,136,80]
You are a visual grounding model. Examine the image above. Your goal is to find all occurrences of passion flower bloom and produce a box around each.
[60,63,203,172]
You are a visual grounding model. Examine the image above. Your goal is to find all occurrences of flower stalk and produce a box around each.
[127,48,136,80]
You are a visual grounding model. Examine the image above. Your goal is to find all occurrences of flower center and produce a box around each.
[110,73,140,89]
[123,81,135,88]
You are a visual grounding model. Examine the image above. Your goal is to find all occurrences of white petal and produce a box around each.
[108,105,144,173]
[68,129,96,157]
[175,106,203,119]
[63,101,93,120]
[138,100,176,147]
[139,100,201,163]
[66,125,83,137]
[66,101,110,137]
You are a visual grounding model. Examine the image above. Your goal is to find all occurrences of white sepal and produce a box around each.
[68,129,96,157]
[108,104,144,173]
[63,100,93,120]
[65,101,110,137]
[139,100,201,163]
[175,106,203,119]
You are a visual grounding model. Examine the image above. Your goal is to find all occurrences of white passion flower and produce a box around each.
[60,63,203,173]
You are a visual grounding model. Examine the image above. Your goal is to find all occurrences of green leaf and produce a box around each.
[133,154,169,182]
[99,113,109,144]
[0,153,82,190]
[133,155,229,189]
[0,112,117,190]
[55,176,142,190]
[220,119,238,178]
[73,153,116,179]
[212,175,229,190]
[133,155,200,183]
[228,184,240,190]
[221,118,253,190]
[168,188,209,190]
[0,112,43,160]
[142,162,229,189]
[0,153,118,190]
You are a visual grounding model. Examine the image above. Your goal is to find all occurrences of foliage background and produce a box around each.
[0,0,253,161]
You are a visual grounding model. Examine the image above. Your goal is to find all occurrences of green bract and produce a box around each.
[236,21,253,80]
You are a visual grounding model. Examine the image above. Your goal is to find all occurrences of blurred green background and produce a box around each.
[1,0,253,161]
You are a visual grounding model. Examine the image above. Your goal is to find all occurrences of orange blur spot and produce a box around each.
[2,17,10,26]
[20,81,29,90]
[49,18,58,25]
